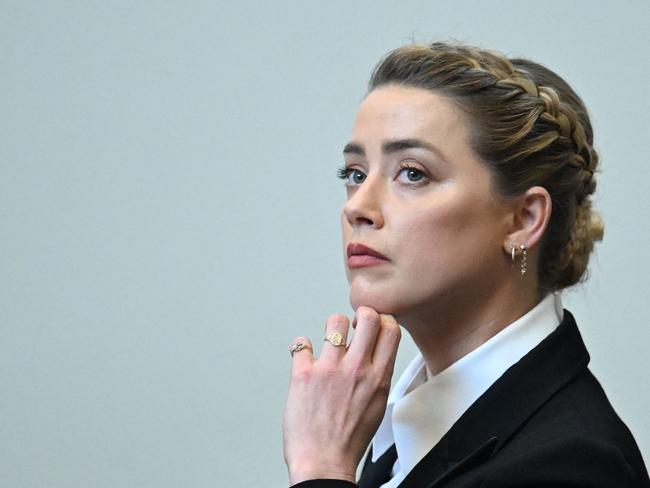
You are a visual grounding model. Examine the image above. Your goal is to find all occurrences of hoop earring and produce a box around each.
[510,243,516,265]
[519,243,527,276]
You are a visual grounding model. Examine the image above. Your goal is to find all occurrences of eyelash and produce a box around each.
[337,163,430,187]
[336,166,354,180]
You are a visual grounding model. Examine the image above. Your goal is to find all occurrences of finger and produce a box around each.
[345,306,380,362]
[289,336,314,372]
[372,314,401,373]
[320,314,351,361]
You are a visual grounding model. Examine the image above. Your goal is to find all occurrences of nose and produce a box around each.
[342,175,385,229]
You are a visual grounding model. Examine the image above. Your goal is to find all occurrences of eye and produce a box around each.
[397,164,428,184]
[337,166,367,186]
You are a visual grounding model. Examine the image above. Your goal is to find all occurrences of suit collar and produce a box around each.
[398,309,590,487]
[372,293,563,472]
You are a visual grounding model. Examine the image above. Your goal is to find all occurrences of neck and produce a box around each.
[397,278,541,376]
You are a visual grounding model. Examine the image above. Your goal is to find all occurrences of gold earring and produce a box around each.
[510,243,516,265]
[519,243,527,276]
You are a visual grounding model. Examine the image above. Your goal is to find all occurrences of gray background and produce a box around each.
[2,1,649,487]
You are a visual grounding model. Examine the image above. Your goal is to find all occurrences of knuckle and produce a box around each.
[379,314,398,327]
[327,314,349,327]
[348,362,368,384]
[291,336,309,346]
[356,307,379,326]
[321,363,341,381]
[291,366,312,383]
[382,321,402,340]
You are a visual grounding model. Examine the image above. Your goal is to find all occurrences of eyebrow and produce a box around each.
[343,138,448,163]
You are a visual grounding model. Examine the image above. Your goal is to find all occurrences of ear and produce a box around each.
[502,186,552,254]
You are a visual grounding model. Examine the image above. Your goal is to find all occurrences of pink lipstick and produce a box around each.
[347,243,389,269]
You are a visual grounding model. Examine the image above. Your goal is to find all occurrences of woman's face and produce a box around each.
[340,85,513,317]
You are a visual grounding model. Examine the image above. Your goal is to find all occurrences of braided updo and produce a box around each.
[369,42,604,294]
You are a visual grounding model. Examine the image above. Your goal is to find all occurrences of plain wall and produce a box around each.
[2,1,649,486]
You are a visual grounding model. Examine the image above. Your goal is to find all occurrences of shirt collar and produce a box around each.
[370,292,564,475]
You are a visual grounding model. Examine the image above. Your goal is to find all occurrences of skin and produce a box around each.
[283,85,552,484]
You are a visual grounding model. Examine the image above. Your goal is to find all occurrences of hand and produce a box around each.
[283,307,401,485]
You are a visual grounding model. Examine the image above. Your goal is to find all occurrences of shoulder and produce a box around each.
[482,434,644,487]
[483,368,650,487]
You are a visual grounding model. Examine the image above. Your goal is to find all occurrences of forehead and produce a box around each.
[351,85,470,152]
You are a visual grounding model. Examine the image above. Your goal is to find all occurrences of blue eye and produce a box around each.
[337,167,367,186]
[398,166,426,183]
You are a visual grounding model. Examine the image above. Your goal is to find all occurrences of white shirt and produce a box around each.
[369,293,565,488]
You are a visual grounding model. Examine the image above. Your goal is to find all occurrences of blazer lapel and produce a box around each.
[358,444,398,488]
[396,436,498,488]
[396,309,589,488]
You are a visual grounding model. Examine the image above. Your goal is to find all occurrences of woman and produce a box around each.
[283,42,650,487]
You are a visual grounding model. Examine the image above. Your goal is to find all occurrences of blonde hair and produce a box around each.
[369,42,604,294]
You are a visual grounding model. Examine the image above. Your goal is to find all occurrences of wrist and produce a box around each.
[288,462,356,485]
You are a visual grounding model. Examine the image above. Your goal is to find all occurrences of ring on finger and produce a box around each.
[289,342,307,357]
[324,331,346,347]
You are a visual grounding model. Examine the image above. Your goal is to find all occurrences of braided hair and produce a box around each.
[369,42,604,295]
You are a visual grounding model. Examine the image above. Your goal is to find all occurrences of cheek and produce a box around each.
[397,200,465,249]
[395,195,498,268]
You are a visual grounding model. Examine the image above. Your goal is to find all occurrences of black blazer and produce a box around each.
[292,310,650,487]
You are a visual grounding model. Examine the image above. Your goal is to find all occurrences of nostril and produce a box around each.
[357,216,375,226]
[344,204,375,227]
[342,188,383,228]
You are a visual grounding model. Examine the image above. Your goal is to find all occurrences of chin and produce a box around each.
[348,288,406,316]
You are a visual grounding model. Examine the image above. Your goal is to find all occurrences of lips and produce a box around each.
[347,243,389,260]
[346,243,389,269]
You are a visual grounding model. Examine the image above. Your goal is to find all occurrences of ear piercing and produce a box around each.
[510,243,528,276]
[519,243,527,276]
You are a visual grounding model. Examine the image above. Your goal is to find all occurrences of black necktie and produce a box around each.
[358,444,398,488]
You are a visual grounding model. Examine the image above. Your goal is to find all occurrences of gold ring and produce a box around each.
[324,332,346,347]
[289,342,306,357]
